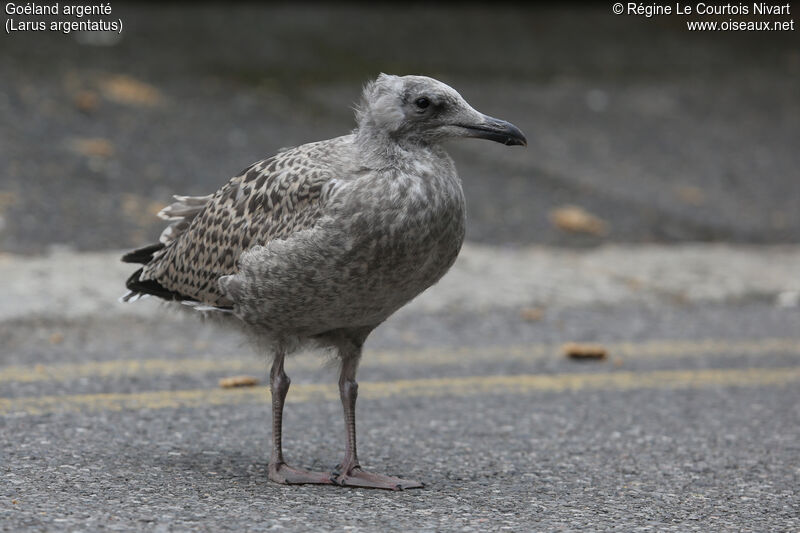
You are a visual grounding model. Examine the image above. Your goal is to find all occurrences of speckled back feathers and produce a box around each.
[138,138,348,306]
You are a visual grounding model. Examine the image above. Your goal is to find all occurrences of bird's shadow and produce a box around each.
[141,447,337,488]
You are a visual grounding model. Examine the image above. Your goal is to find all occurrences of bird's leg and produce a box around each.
[267,349,332,486]
[332,350,424,490]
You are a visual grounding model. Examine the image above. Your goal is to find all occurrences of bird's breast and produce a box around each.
[334,169,466,308]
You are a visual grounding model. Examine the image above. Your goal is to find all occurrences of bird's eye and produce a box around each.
[414,97,430,110]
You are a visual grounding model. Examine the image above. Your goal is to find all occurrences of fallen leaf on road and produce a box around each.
[520,307,545,321]
[675,185,706,206]
[120,193,167,226]
[219,376,260,388]
[0,191,18,211]
[68,137,115,158]
[74,90,100,113]
[549,205,608,236]
[562,342,608,360]
[99,75,164,107]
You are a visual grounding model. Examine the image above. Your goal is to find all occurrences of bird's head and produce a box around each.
[355,73,527,147]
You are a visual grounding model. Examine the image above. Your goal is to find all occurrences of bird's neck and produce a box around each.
[354,123,439,170]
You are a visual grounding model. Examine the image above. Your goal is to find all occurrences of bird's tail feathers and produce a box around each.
[157,194,213,245]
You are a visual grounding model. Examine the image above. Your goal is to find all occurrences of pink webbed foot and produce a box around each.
[268,462,334,486]
[332,464,424,491]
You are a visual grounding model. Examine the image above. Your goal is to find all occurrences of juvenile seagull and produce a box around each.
[122,74,526,490]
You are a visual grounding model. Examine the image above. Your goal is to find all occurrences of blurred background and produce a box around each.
[3,5,800,530]
[2,3,798,254]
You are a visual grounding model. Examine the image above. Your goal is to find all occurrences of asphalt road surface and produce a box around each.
[2,295,799,531]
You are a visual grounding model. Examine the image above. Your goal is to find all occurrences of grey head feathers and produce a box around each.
[355,74,527,153]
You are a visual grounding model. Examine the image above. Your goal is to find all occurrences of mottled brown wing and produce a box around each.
[140,143,337,306]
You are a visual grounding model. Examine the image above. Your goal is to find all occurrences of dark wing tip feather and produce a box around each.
[125,267,188,301]
[122,242,165,264]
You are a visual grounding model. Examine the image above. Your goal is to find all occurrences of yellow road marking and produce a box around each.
[2,338,799,384]
[1,366,798,417]
[369,337,800,368]
[0,358,257,384]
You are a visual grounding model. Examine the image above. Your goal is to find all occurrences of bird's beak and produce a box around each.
[457,114,527,147]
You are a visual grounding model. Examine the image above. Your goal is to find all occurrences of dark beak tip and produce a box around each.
[496,121,527,147]
[458,117,528,147]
